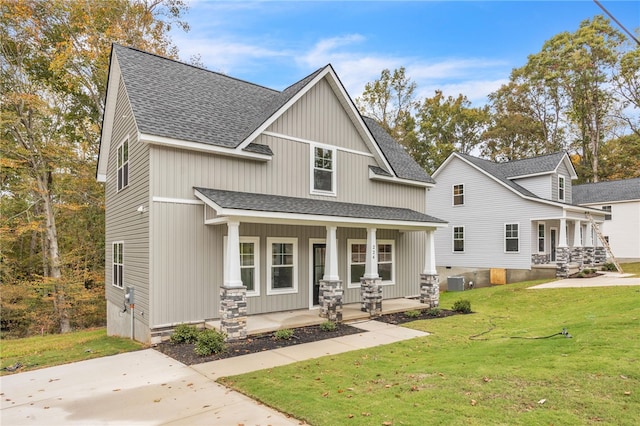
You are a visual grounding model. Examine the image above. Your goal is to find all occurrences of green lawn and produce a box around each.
[224,278,640,426]
[0,328,144,375]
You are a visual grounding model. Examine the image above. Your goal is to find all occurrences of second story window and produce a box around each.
[117,139,129,191]
[602,205,612,220]
[312,146,335,194]
[453,184,464,205]
[558,175,565,201]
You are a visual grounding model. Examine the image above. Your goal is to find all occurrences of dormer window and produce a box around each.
[311,145,335,195]
[558,175,565,201]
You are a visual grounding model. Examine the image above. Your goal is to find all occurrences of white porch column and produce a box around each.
[573,220,582,247]
[224,220,243,287]
[585,222,593,247]
[363,227,379,279]
[558,218,568,248]
[423,230,437,275]
[323,226,339,281]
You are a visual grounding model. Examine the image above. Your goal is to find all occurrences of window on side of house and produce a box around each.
[602,205,612,220]
[453,226,464,252]
[505,223,519,252]
[117,139,129,191]
[558,175,565,201]
[348,240,395,287]
[453,184,464,206]
[113,242,124,288]
[538,223,545,253]
[267,238,297,295]
[240,237,260,296]
[311,145,335,195]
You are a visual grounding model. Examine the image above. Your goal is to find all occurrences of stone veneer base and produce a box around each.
[360,277,383,317]
[220,285,247,341]
[420,274,440,308]
[319,280,343,322]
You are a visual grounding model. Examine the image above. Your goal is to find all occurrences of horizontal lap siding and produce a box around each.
[105,77,150,328]
[515,175,551,199]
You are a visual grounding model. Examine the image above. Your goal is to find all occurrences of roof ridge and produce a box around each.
[112,43,279,94]
[499,150,567,164]
[574,176,640,187]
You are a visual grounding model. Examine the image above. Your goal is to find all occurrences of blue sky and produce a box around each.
[170,1,639,106]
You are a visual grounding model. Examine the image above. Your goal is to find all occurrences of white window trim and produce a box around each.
[557,175,566,202]
[224,236,260,297]
[310,144,337,196]
[347,239,395,288]
[505,223,520,253]
[453,226,465,253]
[538,222,545,254]
[112,241,124,288]
[266,237,298,295]
[116,137,129,192]
[452,183,464,206]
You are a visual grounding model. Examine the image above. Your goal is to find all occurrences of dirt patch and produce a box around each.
[154,308,460,365]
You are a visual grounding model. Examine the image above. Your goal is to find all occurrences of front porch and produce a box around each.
[206,297,425,336]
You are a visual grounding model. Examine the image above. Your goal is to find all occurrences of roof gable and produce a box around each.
[573,177,640,204]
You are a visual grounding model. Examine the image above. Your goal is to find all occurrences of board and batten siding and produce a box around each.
[430,157,560,270]
[105,76,151,340]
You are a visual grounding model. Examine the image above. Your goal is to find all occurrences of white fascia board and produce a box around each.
[431,152,457,178]
[557,153,578,179]
[368,168,434,188]
[96,52,121,182]
[140,133,271,161]
[578,199,640,206]
[507,171,554,180]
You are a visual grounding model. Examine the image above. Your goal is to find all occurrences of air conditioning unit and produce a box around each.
[447,276,465,292]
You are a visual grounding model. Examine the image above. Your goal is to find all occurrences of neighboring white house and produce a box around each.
[573,177,640,262]
[429,151,607,286]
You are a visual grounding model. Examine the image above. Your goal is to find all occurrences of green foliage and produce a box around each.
[404,310,421,318]
[274,329,294,340]
[426,307,442,316]
[320,321,337,332]
[452,299,471,314]
[193,329,226,356]
[602,262,617,271]
[170,324,200,344]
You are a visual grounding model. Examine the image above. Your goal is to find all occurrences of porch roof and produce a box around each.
[194,187,447,230]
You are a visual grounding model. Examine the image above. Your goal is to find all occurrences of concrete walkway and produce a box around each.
[0,320,428,426]
[529,271,640,289]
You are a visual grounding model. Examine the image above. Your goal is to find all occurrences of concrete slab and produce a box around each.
[529,272,640,289]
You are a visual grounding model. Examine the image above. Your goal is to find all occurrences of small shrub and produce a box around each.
[320,321,337,332]
[576,272,585,278]
[170,324,200,344]
[194,329,226,356]
[274,328,294,340]
[404,310,421,318]
[426,307,442,316]
[452,299,472,314]
[602,263,617,271]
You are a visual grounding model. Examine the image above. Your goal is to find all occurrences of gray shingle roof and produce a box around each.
[497,151,569,177]
[113,45,433,185]
[573,178,640,204]
[456,153,539,198]
[195,187,446,224]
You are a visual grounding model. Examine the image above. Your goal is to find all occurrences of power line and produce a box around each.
[593,0,640,46]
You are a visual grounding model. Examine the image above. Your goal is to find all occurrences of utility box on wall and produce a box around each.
[447,276,465,291]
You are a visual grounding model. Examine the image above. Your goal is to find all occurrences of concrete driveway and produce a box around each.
[0,349,300,426]
[529,271,640,289]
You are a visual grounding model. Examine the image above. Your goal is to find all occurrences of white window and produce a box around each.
[538,223,545,253]
[558,175,565,201]
[505,223,519,252]
[311,145,336,195]
[224,236,260,296]
[267,238,297,295]
[602,205,612,220]
[117,139,129,191]
[348,239,395,287]
[453,184,464,206]
[453,226,464,252]
[112,242,124,288]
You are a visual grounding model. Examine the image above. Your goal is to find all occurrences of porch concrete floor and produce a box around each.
[206,297,425,335]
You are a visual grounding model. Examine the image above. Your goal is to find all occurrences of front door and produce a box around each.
[550,228,557,262]
[312,243,326,306]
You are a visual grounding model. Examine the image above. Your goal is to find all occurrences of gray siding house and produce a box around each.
[97,45,446,343]
[573,178,640,262]
[429,152,607,285]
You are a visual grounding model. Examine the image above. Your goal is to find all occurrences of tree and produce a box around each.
[599,134,640,180]
[413,91,489,172]
[1,0,189,335]
[613,46,640,137]
[355,67,419,148]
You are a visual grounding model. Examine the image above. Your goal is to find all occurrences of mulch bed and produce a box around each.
[154,308,459,366]
[568,271,604,278]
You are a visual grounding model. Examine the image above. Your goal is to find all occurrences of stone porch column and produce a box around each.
[361,228,382,317]
[220,220,247,341]
[556,218,570,278]
[319,226,343,322]
[420,230,439,308]
[584,221,594,266]
[571,220,583,268]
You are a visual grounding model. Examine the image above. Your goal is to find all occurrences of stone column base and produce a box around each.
[570,247,584,268]
[220,286,247,341]
[420,274,440,308]
[556,247,570,278]
[319,280,343,322]
[594,247,606,265]
[584,247,595,267]
[360,278,382,317]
